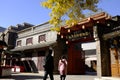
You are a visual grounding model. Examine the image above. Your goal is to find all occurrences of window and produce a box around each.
[17,40,21,46]
[39,34,46,42]
[26,37,33,45]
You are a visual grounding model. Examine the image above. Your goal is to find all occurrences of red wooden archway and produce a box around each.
[59,12,111,74]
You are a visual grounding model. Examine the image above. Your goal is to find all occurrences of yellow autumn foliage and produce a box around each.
[41,0,99,31]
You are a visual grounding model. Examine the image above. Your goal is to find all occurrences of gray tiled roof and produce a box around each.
[0,27,6,32]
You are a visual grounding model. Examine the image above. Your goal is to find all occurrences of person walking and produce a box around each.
[58,55,68,80]
[43,49,54,80]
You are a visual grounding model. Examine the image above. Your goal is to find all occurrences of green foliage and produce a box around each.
[41,0,99,31]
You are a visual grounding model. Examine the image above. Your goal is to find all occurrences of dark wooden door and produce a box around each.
[67,43,85,74]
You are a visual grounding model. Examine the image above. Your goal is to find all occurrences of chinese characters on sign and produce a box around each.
[66,29,92,41]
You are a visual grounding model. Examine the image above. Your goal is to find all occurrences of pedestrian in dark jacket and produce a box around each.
[43,50,54,80]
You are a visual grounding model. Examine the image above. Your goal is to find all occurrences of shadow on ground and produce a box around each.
[0,73,44,80]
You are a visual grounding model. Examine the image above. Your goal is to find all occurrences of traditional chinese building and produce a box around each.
[1,12,120,79]
[11,22,65,73]
[59,12,120,78]
[102,16,120,77]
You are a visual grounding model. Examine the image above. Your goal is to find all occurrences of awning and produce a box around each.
[11,41,56,51]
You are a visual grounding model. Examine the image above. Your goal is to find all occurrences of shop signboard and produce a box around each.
[65,29,93,41]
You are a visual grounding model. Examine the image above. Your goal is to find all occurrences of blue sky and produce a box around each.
[0,0,119,28]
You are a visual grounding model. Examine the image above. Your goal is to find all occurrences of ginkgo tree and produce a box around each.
[41,0,99,31]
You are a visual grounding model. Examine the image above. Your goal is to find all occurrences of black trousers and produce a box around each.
[60,75,66,80]
[43,71,54,80]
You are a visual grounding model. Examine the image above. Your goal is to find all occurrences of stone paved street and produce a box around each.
[0,73,97,80]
